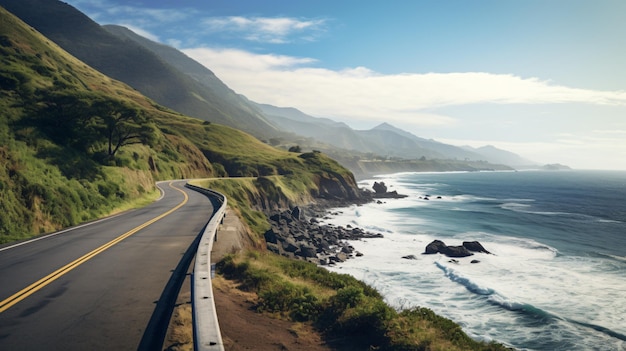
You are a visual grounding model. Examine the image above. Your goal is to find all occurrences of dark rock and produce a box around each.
[264,228,279,244]
[448,259,459,264]
[402,255,418,260]
[471,260,480,264]
[330,253,348,263]
[281,238,299,253]
[341,245,354,254]
[269,213,281,222]
[373,190,408,199]
[371,181,408,199]
[291,206,303,220]
[373,181,388,194]
[266,242,281,255]
[297,244,317,258]
[424,240,473,257]
[441,245,473,258]
[424,240,447,254]
[462,241,491,254]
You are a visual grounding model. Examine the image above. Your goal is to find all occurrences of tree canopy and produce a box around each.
[23,90,158,160]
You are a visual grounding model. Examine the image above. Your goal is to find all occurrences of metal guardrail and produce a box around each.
[185,183,227,351]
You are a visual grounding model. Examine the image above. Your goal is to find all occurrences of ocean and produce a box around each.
[322,170,626,351]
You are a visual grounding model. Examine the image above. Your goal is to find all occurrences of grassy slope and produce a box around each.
[216,251,512,351]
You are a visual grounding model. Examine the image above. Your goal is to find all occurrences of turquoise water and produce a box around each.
[324,170,626,350]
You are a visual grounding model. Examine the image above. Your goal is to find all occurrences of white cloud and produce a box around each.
[202,16,327,43]
[183,47,316,72]
[182,47,626,127]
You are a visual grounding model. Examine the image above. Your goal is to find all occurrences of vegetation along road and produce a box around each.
[0,181,216,350]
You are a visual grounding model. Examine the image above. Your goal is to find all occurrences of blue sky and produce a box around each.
[63,0,626,169]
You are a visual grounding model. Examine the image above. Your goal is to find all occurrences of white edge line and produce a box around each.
[0,182,167,253]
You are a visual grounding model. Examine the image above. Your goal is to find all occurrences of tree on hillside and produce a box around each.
[31,91,100,152]
[92,100,157,158]
[31,92,158,160]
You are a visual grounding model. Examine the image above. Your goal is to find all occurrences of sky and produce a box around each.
[62,0,626,170]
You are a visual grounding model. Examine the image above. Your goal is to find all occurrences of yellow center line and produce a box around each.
[0,182,189,314]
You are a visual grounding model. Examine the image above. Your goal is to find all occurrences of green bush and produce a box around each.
[332,285,365,310]
[257,283,321,322]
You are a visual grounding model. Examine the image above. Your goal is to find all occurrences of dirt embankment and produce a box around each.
[163,208,332,351]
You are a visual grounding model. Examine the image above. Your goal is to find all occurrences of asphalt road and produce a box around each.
[0,181,216,350]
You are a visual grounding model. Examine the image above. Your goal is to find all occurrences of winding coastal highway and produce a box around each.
[0,181,216,350]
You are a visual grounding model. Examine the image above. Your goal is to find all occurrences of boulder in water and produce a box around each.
[424,240,474,257]
[462,241,491,254]
[424,240,447,254]
[441,245,473,258]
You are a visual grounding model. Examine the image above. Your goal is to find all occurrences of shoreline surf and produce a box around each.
[322,170,626,351]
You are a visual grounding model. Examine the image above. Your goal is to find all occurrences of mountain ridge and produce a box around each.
[256,103,533,167]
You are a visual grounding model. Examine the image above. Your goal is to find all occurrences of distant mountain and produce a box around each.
[541,163,571,171]
[255,103,531,166]
[0,0,280,138]
[462,145,537,167]
[254,103,348,128]
[369,123,485,160]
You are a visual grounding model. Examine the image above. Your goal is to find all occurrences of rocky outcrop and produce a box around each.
[424,240,492,258]
[442,245,473,258]
[372,181,388,194]
[371,181,408,199]
[263,206,383,265]
[462,241,491,254]
[425,240,448,254]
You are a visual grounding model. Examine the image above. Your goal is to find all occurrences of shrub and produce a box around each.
[257,283,321,322]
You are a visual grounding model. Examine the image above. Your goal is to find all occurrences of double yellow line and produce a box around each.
[0,182,188,313]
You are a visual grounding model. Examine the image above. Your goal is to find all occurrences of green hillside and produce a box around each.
[0,6,359,243]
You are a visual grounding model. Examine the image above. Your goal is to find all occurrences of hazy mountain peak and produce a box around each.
[373,122,396,129]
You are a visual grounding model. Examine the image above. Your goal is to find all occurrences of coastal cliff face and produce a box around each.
[298,152,364,203]
[312,171,361,201]
[244,171,363,214]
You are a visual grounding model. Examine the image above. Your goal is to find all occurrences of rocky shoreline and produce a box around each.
[264,205,384,265]
[262,180,496,266]
[262,181,413,265]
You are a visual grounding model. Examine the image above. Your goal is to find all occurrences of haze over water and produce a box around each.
[324,170,626,351]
